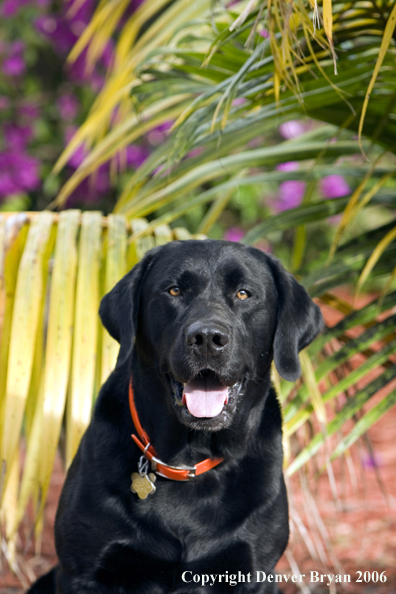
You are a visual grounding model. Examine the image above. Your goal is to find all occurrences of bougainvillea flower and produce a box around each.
[147,120,173,145]
[1,0,29,18]
[35,16,76,53]
[101,41,115,70]
[64,126,88,168]
[274,180,306,212]
[279,120,309,139]
[68,144,88,168]
[4,124,33,150]
[224,227,245,242]
[57,93,79,120]
[320,174,350,198]
[2,54,25,76]
[0,152,40,197]
[126,145,149,168]
[0,171,20,197]
[66,164,110,206]
[10,40,25,53]
[2,40,26,76]
[276,161,299,172]
[66,0,95,26]
[18,101,40,119]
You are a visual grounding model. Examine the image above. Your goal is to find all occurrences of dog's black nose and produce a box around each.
[186,321,229,356]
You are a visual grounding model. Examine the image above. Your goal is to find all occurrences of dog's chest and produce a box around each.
[127,469,260,559]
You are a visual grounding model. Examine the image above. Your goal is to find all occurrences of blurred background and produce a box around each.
[0,0,396,592]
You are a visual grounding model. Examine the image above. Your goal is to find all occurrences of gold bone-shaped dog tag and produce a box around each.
[130,472,156,499]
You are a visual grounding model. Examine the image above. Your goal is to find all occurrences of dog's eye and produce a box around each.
[236,289,250,300]
[169,286,181,297]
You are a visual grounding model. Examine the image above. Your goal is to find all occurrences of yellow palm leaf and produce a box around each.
[37,210,80,514]
[322,0,337,73]
[101,215,128,384]
[66,212,102,467]
[356,225,396,297]
[1,453,20,572]
[0,212,53,502]
[358,3,396,154]
[300,350,327,424]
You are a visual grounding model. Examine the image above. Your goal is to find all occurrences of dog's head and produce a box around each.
[100,240,323,431]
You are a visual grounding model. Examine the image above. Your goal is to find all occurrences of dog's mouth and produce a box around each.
[168,369,243,420]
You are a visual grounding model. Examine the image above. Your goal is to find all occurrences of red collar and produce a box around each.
[129,380,223,481]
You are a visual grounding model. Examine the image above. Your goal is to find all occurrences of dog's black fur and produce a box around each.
[27,240,323,594]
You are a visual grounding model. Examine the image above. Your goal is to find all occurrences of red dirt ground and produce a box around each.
[1,294,396,593]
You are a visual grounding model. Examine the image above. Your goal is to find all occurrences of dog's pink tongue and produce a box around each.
[183,380,227,418]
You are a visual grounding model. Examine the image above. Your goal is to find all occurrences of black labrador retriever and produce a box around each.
[28,239,323,594]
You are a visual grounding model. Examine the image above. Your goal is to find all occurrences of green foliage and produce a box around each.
[52,0,396,483]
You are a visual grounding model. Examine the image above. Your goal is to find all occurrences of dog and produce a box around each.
[28,239,323,593]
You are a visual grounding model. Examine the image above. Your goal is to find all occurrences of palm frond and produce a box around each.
[0,212,195,536]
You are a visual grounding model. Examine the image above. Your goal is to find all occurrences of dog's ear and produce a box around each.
[99,250,157,368]
[266,255,324,382]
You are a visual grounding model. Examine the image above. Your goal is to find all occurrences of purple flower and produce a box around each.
[65,127,88,168]
[0,171,19,196]
[279,120,309,139]
[320,175,350,199]
[187,148,203,158]
[57,93,79,120]
[35,2,96,55]
[2,40,26,77]
[254,240,272,253]
[19,101,40,119]
[274,180,306,212]
[4,124,33,150]
[232,97,246,107]
[67,51,106,89]
[69,145,88,168]
[90,72,105,92]
[147,121,174,146]
[1,0,29,18]
[156,121,174,133]
[66,164,110,206]
[10,41,25,53]
[0,151,40,197]
[224,227,245,242]
[100,41,114,70]
[67,53,88,83]
[35,16,76,53]
[66,0,95,26]
[118,0,146,25]
[35,1,112,91]
[259,28,269,38]
[15,157,40,190]
[125,145,149,169]
[2,55,25,76]
[276,161,299,172]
